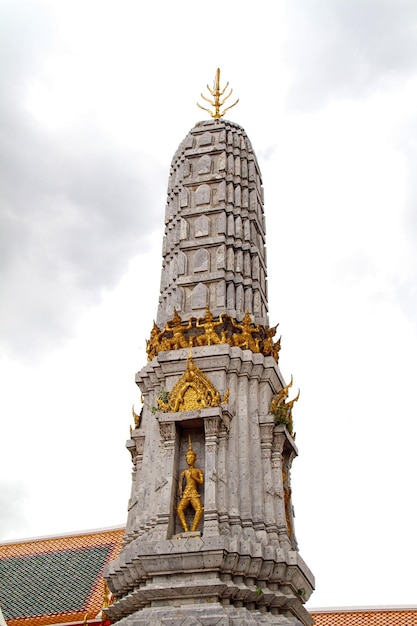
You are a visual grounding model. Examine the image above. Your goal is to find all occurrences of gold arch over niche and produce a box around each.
[157,354,229,413]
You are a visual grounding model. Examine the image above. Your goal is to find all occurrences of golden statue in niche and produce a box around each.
[177,438,204,533]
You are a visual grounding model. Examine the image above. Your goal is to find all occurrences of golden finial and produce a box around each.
[197,68,239,120]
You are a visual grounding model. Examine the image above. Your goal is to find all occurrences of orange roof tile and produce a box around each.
[311,608,417,625]
[0,527,124,626]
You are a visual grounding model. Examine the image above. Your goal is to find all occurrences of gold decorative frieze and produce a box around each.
[146,307,281,362]
[269,376,300,436]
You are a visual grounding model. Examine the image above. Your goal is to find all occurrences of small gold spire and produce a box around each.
[197,68,239,120]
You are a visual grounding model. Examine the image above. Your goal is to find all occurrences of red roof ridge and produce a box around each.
[0,524,125,546]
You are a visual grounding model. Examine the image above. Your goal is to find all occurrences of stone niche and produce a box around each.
[157,405,231,539]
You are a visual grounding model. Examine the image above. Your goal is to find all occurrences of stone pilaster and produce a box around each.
[153,420,177,540]
[259,416,279,544]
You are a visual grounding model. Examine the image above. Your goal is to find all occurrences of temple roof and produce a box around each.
[312,607,417,625]
[0,527,124,626]
[1,526,416,625]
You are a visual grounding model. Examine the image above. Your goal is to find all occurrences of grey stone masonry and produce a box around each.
[105,119,314,625]
[156,119,269,329]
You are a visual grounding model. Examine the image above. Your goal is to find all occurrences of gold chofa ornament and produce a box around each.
[270,375,300,436]
[157,353,228,413]
[197,68,239,120]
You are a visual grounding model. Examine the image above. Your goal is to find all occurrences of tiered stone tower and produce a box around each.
[105,73,314,625]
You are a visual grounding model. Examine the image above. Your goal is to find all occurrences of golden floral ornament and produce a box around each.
[157,354,229,413]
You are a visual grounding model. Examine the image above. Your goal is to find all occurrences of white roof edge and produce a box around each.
[0,523,125,546]
[309,605,417,613]
[0,605,7,626]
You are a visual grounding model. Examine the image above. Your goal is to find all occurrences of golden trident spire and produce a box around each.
[197,68,239,120]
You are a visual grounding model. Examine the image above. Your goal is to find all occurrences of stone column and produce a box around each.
[125,432,145,543]
[217,421,229,534]
[272,429,292,552]
[237,372,252,535]
[203,415,220,536]
[154,420,177,540]
[283,447,299,550]
[259,418,279,544]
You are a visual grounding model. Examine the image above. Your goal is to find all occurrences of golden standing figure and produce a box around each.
[177,438,204,533]
[196,306,224,346]
[146,321,164,360]
[232,310,261,352]
[164,309,192,350]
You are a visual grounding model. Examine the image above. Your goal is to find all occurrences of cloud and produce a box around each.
[0,0,164,361]
[392,116,417,328]
[285,0,417,110]
[0,481,29,540]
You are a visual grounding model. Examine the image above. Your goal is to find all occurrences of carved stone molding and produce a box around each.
[157,406,232,434]
[204,416,220,438]
[159,421,176,442]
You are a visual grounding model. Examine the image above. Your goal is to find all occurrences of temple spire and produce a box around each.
[105,76,314,626]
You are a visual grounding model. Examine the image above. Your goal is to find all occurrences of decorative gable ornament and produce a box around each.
[157,354,229,413]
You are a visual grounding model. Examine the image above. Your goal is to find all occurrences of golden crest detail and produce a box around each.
[157,355,228,413]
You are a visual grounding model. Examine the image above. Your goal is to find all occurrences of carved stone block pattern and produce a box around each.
[192,282,208,309]
[195,214,210,237]
[194,248,209,273]
[196,184,210,205]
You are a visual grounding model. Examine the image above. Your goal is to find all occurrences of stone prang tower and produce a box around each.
[105,71,315,625]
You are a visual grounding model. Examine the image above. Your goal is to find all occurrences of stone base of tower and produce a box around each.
[104,535,314,625]
[110,604,306,625]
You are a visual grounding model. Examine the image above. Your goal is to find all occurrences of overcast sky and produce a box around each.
[1,0,417,611]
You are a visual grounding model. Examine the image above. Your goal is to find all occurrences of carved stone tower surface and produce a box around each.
[105,74,315,625]
[156,118,269,329]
